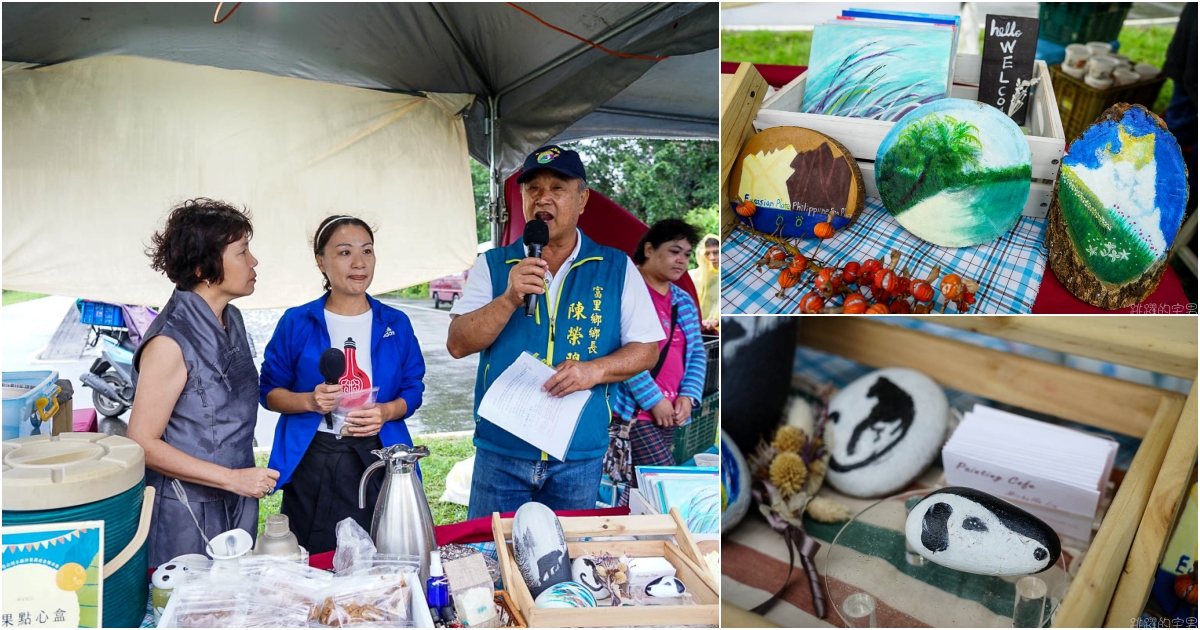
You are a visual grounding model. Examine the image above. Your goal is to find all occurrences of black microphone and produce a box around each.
[523,219,549,318]
[318,348,345,429]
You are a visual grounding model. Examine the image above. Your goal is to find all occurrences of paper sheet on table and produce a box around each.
[477,352,591,461]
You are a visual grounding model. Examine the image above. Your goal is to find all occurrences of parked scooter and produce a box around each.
[80,330,137,417]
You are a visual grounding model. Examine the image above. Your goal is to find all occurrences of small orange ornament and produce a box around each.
[813,222,835,239]
[941,274,964,301]
[788,253,809,274]
[736,200,757,217]
[910,280,935,303]
[768,246,787,262]
[776,267,801,298]
[865,303,889,315]
[841,261,861,284]
[874,269,898,295]
[842,292,867,314]
[859,259,882,286]
[1175,572,1198,604]
[890,300,911,314]
[799,291,824,314]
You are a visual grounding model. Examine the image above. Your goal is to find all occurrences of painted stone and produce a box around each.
[569,555,611,599]
[729,126,865,238]
[1048,104,1189,309]
[644,575,687,598]
[825,368,948,498]
[877,98,1032,247]
[512,502,570,599]
[720,430,752,534]
[904,487,1062,576]
[534,581,597,609]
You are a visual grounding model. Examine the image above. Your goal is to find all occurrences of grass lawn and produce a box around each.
[2,290,48,306]
[255,433,474,536]
[721,24,1177,114]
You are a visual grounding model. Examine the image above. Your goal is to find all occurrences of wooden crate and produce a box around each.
[753,55,1066,219]
[779,317,1197,628]
[492,508,719,628]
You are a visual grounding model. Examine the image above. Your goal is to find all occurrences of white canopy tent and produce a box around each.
[2,2,718,308]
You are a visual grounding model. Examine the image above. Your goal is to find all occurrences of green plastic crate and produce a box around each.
[672,392,719,464]
[1038,2,1132,46]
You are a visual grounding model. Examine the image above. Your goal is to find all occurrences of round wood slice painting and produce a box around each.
[729,126,864,238]
[1048,104,1189,309]
[876,98,1031,248]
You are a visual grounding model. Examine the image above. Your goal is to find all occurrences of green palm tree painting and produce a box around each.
[876,99,1031,248]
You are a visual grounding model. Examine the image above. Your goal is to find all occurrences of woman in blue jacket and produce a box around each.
[260,215,426,554]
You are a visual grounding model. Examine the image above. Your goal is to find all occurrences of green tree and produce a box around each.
[892,114,981,209]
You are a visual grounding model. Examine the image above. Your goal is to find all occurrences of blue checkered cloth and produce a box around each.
[721,197,1048,314]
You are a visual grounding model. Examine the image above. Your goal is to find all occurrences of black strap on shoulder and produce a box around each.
[649,303,679,379]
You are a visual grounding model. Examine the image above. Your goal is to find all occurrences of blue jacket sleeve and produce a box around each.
[259,309,297,409]
[394,316,426,419]
[677,290,706,406]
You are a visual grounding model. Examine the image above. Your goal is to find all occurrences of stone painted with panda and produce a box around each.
[825,368,948,498]
[904,487,1061,576]
[644,575,688,598]
[513,502,570,599]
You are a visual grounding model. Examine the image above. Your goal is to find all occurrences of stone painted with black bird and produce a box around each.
[904,487,1061,576]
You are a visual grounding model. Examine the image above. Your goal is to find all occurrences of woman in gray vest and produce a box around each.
[128,199,279,567]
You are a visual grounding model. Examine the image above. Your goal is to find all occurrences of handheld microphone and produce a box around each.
[318,348,346,429]
[523,219,549,318]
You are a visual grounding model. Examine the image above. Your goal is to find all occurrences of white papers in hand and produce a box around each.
[477,352,591,461]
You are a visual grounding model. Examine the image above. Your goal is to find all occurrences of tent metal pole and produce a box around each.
[493,2,673,105]
[591,106,718,126]
[488,95,502,248]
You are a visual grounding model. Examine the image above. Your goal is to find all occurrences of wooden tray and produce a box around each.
[780,316,1196,628]
[492,508,719,628]
[752,55,1066,219]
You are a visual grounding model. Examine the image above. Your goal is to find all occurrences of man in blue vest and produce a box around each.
[448,145,664,518]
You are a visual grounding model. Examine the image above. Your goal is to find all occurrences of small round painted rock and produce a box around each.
[720,430,752,534]
[904,487,1061,576]
[644,576,687,598]
[534,581,597,609]
[729,126,865,239]
[825,368,947,498]
[512,502,570,598]
[570,556,610,599]
[877,98,1031,248]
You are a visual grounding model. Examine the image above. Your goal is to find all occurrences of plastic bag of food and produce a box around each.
[316,572,412,627]
[340,553,420,577]
[333,517,377,575]
[254,561,334,623]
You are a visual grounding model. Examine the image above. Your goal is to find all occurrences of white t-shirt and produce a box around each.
[450,229,665,347]
[320,310,374,435]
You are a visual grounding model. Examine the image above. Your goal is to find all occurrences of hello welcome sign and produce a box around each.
[978,15,1040,126]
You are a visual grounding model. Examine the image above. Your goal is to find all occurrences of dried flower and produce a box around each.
[772,425,806,454]
[612,572,627,585]
[808,459,827,479]
[749,442,781,480]
[806,496,853,523]
[595,566,608,578]
[769,452,808,498]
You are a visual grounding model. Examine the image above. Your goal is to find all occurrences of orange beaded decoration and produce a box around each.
[841,261,861,284]
[910,280,935,303]
[1175,572,1197,604]
[776,267,801,298]
[799,291,824,314]
[842,292,867,314]
[940,273,964,301]
[788,253,809,274]
[736,200,757,217]
[865,303,889,315]
[813,221,835,239]
[889,300,911,314]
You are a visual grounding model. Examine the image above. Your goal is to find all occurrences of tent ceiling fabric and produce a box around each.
[2,2,719,175]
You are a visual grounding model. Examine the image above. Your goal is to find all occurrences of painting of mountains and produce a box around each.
[876,99,1031,247]
[1056,106,1188,285]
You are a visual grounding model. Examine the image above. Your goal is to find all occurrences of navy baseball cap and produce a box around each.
[517,145,587,184]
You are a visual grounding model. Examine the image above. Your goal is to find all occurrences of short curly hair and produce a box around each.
[632,218,699,265]
[147,198,254,290]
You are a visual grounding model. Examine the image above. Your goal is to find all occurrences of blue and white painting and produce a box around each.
[876,98,1032,247]
[802,24,953,122]
[1058,106,1188,284]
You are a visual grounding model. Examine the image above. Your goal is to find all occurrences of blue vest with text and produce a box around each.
[472,232,626,461]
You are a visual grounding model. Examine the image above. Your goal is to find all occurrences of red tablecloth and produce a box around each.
[720,61,806,89]
[1033,264,1193,313]
[308,507,630,571]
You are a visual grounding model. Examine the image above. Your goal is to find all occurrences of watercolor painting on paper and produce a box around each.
[802,23,954,122]
[1057,106,1188,285]
[876,98,1032,247]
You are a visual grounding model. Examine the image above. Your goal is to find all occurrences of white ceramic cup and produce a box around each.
[1113,68,1140,86]
[1135,63,1160,80]
[1086,41,1113,56]
[1084,74,1114,90]
[1064,44,1092,71]
[1087,55,1119,80]
[205,528,254,560]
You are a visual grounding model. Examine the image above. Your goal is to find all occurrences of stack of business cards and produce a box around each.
[942,404,1118,541]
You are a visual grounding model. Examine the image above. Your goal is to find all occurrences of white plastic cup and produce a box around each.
[1113,68,1140,86]
[1062,63,1087,79]
[1109,53,1132,67]
[1086,41,1113,56]
[1087,55,1119,81]
[1084,74,1114,90]
[1064,44,1092,71]
[1135,63,1160,80]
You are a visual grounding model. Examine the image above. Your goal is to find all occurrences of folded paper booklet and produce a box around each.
[942,405,1118,520]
